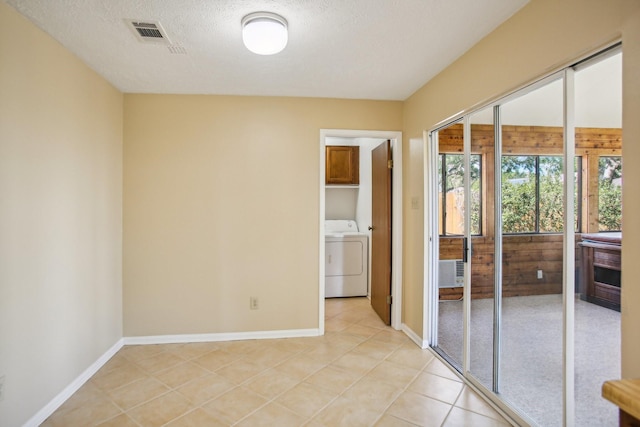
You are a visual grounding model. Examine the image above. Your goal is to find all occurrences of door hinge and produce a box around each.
[387,160,393,169]
[387,295,392,305]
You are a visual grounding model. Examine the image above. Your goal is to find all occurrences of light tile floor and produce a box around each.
[43,298,511,426]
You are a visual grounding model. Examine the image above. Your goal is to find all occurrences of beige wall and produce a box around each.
[620,5,640,378]
[402,0,640,376]
[4,0,640,423]
[401,137,425,336]
[0,4,123,426]
[123,95,402,336]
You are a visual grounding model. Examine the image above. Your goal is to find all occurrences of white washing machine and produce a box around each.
[325,220,368,298]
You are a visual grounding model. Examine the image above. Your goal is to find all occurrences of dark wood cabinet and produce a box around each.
[326,146,359,185]
[579,232,621,311]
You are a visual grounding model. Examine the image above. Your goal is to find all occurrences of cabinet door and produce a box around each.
[326,146,359,185]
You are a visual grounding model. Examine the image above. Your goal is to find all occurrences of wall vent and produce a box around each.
[127,20,171,44]
[438,259,464,288]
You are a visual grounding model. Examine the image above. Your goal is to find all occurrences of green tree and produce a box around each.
[539,157,564,232]
[598,156,622,231]
[502,156,566,233]
[502,156,536,233]
[599,182,622,230]
[502,178,536,233]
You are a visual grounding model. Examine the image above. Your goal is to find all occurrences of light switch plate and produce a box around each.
[411,197,419,210]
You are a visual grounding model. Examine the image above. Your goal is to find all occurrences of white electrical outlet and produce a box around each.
[250,297,259,310]
[537,269,543,280]
[0,375,5,401]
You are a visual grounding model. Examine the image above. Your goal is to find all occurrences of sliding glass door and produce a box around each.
[427,46,621,427]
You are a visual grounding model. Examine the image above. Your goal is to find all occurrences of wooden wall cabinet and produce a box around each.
[326,146,359,185]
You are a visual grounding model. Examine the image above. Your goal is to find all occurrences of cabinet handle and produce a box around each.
[368,226,374,231]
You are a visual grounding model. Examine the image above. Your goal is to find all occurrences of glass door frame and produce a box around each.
[425,119,469,371]
[424,66,580,426]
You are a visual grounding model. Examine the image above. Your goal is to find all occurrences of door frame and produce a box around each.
[319,129,403,333]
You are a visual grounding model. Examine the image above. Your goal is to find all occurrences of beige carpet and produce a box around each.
[437,294,620,427]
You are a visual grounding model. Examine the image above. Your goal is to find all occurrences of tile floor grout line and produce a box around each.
[43,298,511,426]
[96,375,176,414]
[365,356,430,427]
[193,345,324,426]
[436,389,463,427]
[280,310,392,425]
[303,350,389,425]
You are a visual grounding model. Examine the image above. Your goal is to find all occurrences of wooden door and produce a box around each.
[370,140,392,325]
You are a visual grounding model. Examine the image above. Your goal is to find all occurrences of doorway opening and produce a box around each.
[319,129,403,334]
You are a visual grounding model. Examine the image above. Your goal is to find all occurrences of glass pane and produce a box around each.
[470,155,482,236]
[539,156,564,232]
[501,155,536,233]
[438,154,444,235]
[441,154,481,236]
[468,108,494,391]
[445,154,465,235]
[598,156,622,231]
[500,77,564,427]
[575,50,621,427]
[575,157,582,232]
[436,122,464,370]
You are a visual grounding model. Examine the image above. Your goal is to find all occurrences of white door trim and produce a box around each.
[319,129,403,333]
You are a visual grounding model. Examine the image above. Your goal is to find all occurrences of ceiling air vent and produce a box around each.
[127,20,171,44]
[167,45,187,55]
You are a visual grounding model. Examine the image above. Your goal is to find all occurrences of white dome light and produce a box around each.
[242,12,288,55]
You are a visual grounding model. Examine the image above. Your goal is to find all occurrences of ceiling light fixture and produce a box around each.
[241,12,288,55]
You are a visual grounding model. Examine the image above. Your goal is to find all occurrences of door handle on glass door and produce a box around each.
[462,237,469,263]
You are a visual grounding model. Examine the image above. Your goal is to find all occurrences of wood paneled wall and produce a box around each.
[438,124,622,155]
[439,236,564,300]
[437,124,621,299]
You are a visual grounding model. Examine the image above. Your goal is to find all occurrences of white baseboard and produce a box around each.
[23,338,124,427]
[401,323,428,349]
[123,328,321,345]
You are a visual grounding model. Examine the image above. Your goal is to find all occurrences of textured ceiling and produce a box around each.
[4,0,528,100]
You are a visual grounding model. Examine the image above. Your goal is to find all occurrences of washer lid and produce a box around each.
[325,220,359,233]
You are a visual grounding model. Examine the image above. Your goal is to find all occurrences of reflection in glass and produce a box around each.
[435,121,465,371]
[500,77,564,427]
[439,154,481,236]
[574,51,621,427]
[598,156,622,231]
[468,109,495,391]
